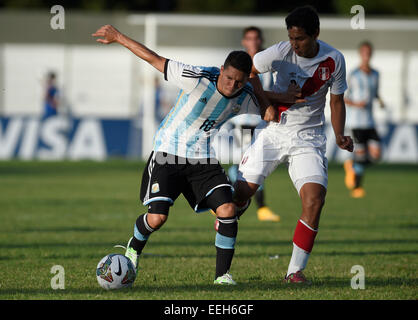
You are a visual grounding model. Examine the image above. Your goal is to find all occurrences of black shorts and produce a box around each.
[140,152,233,213]
[351,128,381,146]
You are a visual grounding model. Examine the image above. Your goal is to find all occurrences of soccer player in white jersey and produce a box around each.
[226,26,280,222]
[92,24,298,285]
[232,6,354,284]
[343,41,385,198]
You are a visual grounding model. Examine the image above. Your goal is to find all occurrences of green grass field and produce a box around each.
[0,161,417,300]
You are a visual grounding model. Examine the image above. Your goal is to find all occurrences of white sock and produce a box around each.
[286,243,310,277]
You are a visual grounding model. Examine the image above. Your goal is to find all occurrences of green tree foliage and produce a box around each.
[333,0,418,16]
[0,0,416,15]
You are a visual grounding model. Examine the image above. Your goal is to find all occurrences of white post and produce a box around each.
[0,45,4,116]
[141,14,158,159]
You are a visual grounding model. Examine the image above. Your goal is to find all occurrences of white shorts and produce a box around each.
[237,120,328,194]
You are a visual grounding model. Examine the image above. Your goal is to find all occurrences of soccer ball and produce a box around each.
[96,254,136,290]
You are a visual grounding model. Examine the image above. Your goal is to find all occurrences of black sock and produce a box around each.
[254,189,265,208]
[215,216,238,278]
[215,247,235,278]
[355,174,363,188]
[129,213,155,255]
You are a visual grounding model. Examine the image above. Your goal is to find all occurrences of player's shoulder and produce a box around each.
[241,81,256,94]
[264,41,292,56]
[241,83,259,104]
[370,67,379,76]
[181,64,219,81]
[350,67,361,77]
[318,40,345,62]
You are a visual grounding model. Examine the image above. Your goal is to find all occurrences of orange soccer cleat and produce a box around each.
[351,187,366,198]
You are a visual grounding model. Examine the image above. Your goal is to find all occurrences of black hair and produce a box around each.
[285,6,320,37]
[224,50,252,75]
[47,71,56,80]
[242,26,263,41]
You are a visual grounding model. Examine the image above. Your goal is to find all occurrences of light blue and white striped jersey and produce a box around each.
[345,67,379,129]
[228,72,274,127]
[152,59,260,159]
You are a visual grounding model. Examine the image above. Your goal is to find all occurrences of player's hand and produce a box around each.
[263,105,279,122]
[336,134,354,152]
[92,25,121,44]
[378,98,385,109]
[284,82,307,104]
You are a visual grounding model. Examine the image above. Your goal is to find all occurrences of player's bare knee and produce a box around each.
[146,213,168,229]
[216,202,235,218]
[369,147,381,162]
[300,186,326,215]
[303,195,325,213]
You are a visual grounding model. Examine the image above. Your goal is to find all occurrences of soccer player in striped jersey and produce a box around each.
[343,41,385,198]
[92,24,299,285]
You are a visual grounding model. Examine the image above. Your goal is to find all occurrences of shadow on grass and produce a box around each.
[1,238,417,250]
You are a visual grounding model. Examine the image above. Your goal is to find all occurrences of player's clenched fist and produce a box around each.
[263,105,279,122]
[92,25,121,44]
[336,134,354,152]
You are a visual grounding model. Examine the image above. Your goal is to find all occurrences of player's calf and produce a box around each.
[126,202,170,268]
[299,183,326,229]
[368,143,381,163]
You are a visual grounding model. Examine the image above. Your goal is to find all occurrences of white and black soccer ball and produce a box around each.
[96,254,136,290]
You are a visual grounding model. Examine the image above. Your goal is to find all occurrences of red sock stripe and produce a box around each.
[293,220,318,253]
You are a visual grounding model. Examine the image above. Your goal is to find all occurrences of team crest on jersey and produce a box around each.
[151,182,160,193]
[199,97,208,104]
[318,67,330,81]
[232,105,241,113]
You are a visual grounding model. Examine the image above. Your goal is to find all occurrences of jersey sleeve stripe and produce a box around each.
[163,59,170,81]
[242,87,260,108]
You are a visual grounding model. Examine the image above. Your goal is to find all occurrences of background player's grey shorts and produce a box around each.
[140,151,233,212]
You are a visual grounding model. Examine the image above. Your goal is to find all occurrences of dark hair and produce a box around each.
[242,26,263,41]
[358,40,373,51]
[47,71,56,80]
[285,6,320,37]
[224,50,252,75]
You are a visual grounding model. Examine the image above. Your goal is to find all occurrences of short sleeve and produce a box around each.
[253,42,286,74]
[344,71,354,100]
[259,72,274,91]
[330,53,348,95]
[164,59,201,94]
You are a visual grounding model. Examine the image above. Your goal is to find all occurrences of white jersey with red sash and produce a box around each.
[237,40,347,192]
[253,40,347,126]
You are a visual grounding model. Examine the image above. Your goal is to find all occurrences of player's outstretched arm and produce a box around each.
[92,25,166,73]
[330,93,353,152]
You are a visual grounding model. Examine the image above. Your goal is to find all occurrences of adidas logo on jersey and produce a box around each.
[199,97,208,104]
